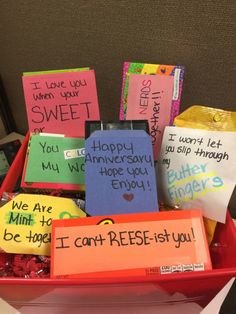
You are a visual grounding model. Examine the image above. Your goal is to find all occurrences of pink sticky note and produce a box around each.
[22,70,100,136]
[126,74,174,160]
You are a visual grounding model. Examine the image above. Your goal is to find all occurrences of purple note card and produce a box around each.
[85,130,159,216]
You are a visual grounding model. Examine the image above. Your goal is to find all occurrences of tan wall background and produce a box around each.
[0,0,235,134]
[0,118,6,138]
[0,0,235,213]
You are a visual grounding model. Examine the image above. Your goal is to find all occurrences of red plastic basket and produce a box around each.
[0,133,235,311]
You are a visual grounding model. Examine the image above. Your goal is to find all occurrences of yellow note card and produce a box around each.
[0,193,86,256]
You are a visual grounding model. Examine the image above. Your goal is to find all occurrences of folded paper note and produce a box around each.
[0,194,86,255]
[120,62,184,160]
[22,69,100,136]
[51,209,212,278]
[158,126,236,223]
[173,105,236,244]
[85,130,158,216]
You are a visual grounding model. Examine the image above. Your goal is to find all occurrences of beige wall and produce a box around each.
[0,1,235,134]
[0,117,6,138]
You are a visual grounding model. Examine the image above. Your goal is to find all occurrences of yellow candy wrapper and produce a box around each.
[174,105,236,131]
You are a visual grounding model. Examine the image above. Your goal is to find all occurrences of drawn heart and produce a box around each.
[161,68,166,74]
[123,193,134,201]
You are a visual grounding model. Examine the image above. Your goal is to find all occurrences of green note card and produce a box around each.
[25,134,85,185]
[23,67,89,76]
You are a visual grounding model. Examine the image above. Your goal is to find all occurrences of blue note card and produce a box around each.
[85,130,158,216]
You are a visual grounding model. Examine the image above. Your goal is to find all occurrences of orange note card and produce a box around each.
[51,210,212,279]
